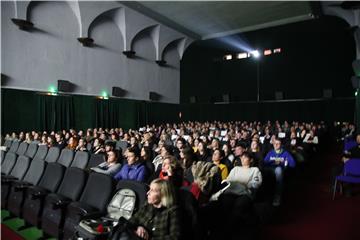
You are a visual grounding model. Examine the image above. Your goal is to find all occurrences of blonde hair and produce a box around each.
[151,178,176,208]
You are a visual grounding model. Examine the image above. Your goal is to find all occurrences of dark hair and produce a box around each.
[213,148,225,158]
[107,150,119,162]
[141,146,153,161]
[128,146,140,158]
[163,145,174,156]
[105,141,116,148]
[235,141,247,149]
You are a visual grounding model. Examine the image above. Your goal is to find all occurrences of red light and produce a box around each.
[264,49,272,56]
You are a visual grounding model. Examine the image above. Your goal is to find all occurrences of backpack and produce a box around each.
[77,188,137,237]
[108,188,137,220]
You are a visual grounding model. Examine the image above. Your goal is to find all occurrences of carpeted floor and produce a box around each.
[259,143,360,240]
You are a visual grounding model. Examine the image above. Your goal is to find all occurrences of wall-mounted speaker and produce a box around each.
[351,76,360,89]
[112,87,126,97]
[323,88,333,98]
[275,91,283,100]
[149,91,160,101]
[222,94,230,102]
[58,80,71,92]
[189,96,197,103]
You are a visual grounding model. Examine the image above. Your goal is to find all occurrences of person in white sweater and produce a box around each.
[217,152,263,239]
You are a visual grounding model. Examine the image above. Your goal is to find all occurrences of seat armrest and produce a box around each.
[67,202,100,217]
[28,186,49,199]
[13,181,33,191]
[2,176,18,183]
[47,194,72,209]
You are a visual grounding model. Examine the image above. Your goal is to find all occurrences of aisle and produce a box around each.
[259,143,360,240]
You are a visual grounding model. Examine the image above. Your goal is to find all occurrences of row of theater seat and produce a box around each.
[1,140,150,239]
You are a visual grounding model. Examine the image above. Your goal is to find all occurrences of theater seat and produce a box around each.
[70,151,89,169]
[1,152,17,175]
[40,167,88,238]
[7,162,64,218]
[34,145,48,160]
[1,155,31,208]
[8,140,20,153]
[15,142,28,156]
[44,147,60,163]
[61,172,114,239]
[57,148,75,167]
[20,162,66,226]
[25,143,38,159]
[86,154,106,169]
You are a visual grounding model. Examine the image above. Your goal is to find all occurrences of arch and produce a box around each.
[161,37,185,60]
[88,7,125,49]
[130,24,159,56]
[26,1,81,35]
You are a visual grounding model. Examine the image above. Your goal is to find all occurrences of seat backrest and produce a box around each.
[37,163,66,192]
[116,180,149,210]
[9,155,31,180]
[44,147,60,163]
[344,159,360,177]
[4,139,12,148]
[25,143,38,159]
[57,148,74,167]
[57,167,88,201]
[1,152,17,175]
[86,143,92,152]
[116,141,129,153]
[34,145,48,160]
[79,172,114,211]
[22,158,47,186]
[70,151,89,169]
[86,154,106,168]
[8,141,20,153]
[16,142,28,156]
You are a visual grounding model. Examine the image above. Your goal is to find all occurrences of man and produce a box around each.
[233,142,247,167]
[54,132,66,150]
[114,147,147,182]
[264,137,296,206]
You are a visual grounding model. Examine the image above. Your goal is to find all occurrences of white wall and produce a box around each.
[1,1,194,103]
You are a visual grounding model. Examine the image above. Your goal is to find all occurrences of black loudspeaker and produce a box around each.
[149,92,160,101]
[58,80,71,92]
[112,87,126,97]
[275,91,283,100]
[351,76,360,89]
[222,94,230,102]
[189,96,197,103]
[353,60,360,76]
[323,88,333,98]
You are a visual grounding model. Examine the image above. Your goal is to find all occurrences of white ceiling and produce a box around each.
[123,1,314,40]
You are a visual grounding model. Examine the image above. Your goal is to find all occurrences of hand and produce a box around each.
[135,226,149,240]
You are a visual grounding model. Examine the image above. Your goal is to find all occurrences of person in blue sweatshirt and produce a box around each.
[264,137,296,206]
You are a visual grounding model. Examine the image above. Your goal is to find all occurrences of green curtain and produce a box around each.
[37,94,74,131]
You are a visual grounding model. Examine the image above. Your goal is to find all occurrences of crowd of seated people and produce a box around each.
[2,120,350,239]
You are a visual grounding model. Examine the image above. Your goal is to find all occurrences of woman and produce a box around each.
[120,178,181,240]
[212,148,228,181]
[180,147,197,183]
[91,150,122,177]
[196,140,211,162]
[152,145,173,173]
[92,138,105,154]
[75,138,88,152]
[160,155,184,188]
[66,136,78,151]
[249,140,263,168]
